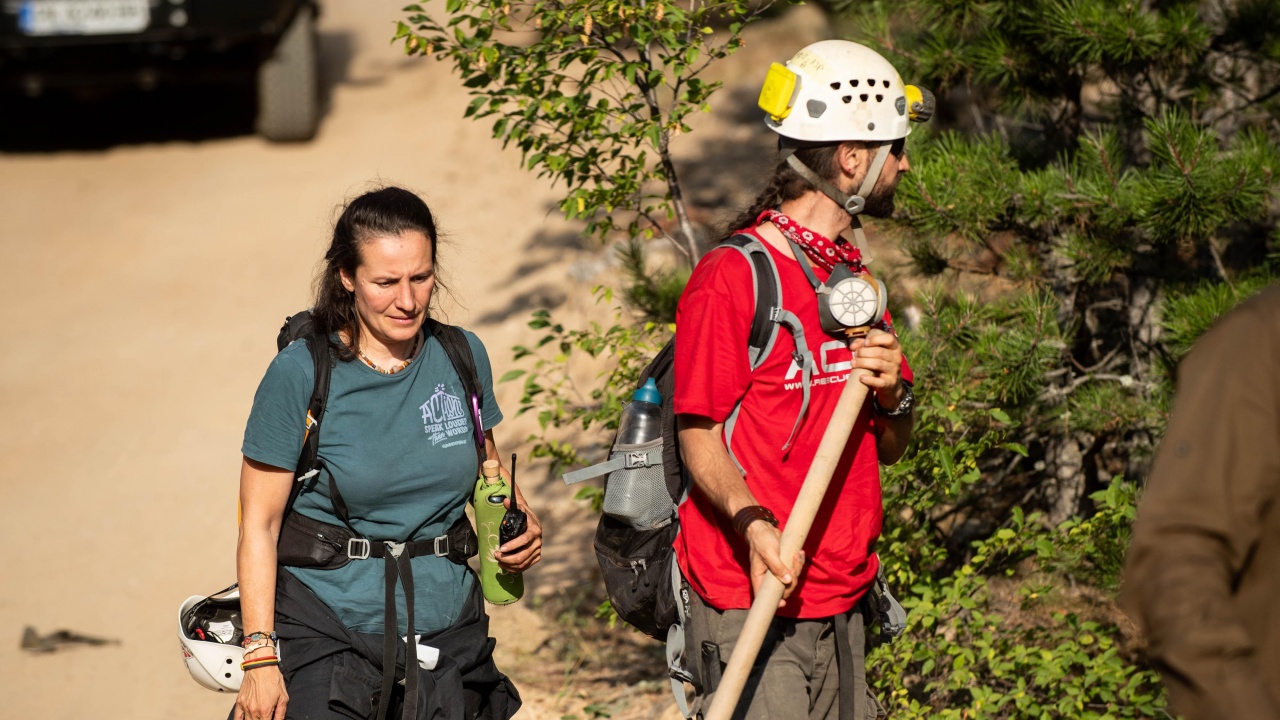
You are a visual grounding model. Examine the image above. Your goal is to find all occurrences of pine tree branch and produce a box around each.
[1038,373,1138,402]
[1070,344,1122,374]
[1207,236,1232,287]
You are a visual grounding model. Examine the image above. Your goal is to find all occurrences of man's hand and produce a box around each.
[744,520,805,608]
[851,328,905,410]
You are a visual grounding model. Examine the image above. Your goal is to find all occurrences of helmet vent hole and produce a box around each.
[226,658,234,664]
[860,94,869,102]
[868,78,875,85]
[850,79,859,87]
[868,123,876,130]
[225,672,233,679]
[883,80,891,88]
[876,94,884,102]
[842,95,852,104]
[830,82,841,90]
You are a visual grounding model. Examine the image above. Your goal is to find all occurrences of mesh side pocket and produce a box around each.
[602,439,675,530]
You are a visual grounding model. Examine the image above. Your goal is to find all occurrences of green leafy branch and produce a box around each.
[397,0,788,263]
[501,288,672,489]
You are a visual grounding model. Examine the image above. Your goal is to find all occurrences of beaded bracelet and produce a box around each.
[243,640,276,655]
[241,656,280,672]
[241,631,278,648]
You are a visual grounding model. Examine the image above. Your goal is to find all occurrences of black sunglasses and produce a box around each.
[889,137,907,158]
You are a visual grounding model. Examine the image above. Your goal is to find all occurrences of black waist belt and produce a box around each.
[277,512,477,571]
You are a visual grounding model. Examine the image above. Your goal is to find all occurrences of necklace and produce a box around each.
[357,333,420,375]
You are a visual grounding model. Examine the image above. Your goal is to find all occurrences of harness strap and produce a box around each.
[721,403,749,476]
[723,310,815,464]
[834,611,855,720]
[400,546,420,720]
[772,307,815,453]
[667,547,694,718]
[370,540,447,720]
[378,551,398,720]
[351,528,473,564]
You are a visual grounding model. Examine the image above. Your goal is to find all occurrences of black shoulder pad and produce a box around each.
[278,310,316,352]
[721,234,778,357]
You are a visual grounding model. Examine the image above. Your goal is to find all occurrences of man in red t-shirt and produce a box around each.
[674,40,931,719]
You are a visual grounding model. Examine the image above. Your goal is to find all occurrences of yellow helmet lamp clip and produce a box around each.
[904,84,936,123]
[758,62,799,122]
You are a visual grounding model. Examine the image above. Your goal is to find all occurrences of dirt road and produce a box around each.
[0,2,827,717]
[0,2,602,716]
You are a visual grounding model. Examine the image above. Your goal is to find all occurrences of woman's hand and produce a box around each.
[495,494,542,573]
[483,430,544,573]
[233,652,288,720]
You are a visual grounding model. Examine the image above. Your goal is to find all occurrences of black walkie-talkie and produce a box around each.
[499,452,528,545]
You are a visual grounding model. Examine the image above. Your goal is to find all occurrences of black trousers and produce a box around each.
[228,569,519,720]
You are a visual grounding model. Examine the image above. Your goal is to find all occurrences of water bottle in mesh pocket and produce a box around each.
[601,438,676,530]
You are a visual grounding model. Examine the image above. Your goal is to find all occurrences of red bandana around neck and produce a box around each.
[757,209,862,274]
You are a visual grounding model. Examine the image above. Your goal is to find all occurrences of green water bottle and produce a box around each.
[474,459,524,605]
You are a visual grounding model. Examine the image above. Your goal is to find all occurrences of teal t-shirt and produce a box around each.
[242,329,503,635]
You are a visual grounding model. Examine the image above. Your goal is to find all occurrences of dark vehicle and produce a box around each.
[0,0,320,142]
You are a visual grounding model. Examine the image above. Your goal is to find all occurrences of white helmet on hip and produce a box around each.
[178,586,247,692]
[758,40,934,144]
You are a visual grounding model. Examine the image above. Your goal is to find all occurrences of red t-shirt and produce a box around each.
[673,231,912,618]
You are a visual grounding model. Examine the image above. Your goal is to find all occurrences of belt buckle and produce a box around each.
[347,538,371,560]
[433,535,450,557]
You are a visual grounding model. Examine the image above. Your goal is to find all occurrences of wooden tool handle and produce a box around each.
[703,367,872,720]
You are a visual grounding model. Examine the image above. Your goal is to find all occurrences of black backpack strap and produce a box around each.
[722,233,781,368]
[426,318,488,468]
[283,330,333,517]
[720,233,815,456]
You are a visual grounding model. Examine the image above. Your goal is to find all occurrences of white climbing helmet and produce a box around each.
[178,586,247,692]
[758,40,933,144]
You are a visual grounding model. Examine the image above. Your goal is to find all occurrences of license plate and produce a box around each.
[19,0,150,36]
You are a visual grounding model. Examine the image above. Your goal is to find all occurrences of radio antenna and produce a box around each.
[510,453,518,496]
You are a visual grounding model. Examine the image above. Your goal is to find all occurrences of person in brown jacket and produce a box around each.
[1122,283,1280,720]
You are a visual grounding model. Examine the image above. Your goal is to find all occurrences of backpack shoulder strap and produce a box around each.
[719,234,816,455]
[721,234,782,370]
[426,318,488,468]
[284,329,333,517]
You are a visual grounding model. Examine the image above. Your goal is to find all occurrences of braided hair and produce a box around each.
[718,143,842,243]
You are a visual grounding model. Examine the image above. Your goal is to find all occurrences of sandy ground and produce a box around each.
[0,2,828,717]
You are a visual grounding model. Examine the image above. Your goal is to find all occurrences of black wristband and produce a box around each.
[873,379,914,418]
[732,505,779,538]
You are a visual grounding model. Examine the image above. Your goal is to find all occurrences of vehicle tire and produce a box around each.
[256,6,318,142]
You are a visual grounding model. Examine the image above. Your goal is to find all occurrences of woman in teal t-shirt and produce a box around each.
[233,187,542,720]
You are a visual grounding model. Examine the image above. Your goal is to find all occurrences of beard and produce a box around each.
[859,174,901,218]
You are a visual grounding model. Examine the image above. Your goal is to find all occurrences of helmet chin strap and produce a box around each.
[783,142,894,263]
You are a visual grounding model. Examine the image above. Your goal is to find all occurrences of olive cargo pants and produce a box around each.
[684,590,888,720]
